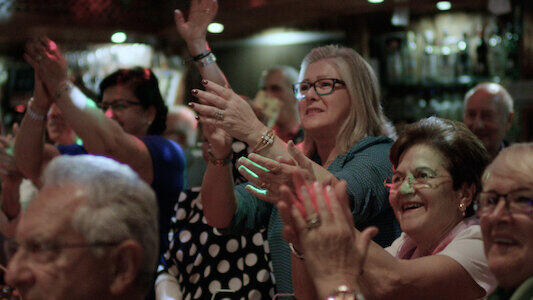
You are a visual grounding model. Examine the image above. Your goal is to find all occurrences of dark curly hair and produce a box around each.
[98,67,167,135]
[389,117,489,217]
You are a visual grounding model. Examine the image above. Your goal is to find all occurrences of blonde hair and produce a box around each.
[299,45,393,155]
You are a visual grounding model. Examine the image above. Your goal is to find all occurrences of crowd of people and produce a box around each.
[0,0,531,299]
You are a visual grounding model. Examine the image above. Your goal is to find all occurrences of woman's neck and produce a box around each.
[314,136,339,168]
[413,217,463,256]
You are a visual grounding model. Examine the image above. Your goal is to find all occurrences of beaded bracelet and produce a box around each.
[26,98,46,122]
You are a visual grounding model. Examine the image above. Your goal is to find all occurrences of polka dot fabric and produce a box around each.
[160,188,275,299]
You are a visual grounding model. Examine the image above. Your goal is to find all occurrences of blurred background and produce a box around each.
[0,0,531,142]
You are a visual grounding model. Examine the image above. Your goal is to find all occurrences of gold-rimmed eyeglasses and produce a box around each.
[384,167,451,191]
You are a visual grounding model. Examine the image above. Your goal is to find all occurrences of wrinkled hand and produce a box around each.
[190,80,265,143]
[24,37,68,98]
[174,0,218,43]
[290,179,378,287]
[238,153,311,204]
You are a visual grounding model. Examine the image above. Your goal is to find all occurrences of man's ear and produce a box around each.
[109,240,143,295]
[456,182,476,208]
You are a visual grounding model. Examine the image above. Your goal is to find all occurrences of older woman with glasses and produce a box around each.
[279,117,498,299]
[189,45,400,295]
[477,143,533,299]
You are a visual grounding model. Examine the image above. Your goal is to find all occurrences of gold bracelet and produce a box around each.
[252,129,275,153]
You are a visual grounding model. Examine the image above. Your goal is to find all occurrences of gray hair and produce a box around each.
[299,45,394,154]
[42,155,159,294]
[259,65,299,89]
[464,82,514,115]
[483,142,533,188]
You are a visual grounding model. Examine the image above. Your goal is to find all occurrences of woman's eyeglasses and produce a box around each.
[384,168,450,191]
[292,78,345,100]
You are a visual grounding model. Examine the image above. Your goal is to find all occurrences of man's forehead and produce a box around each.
[467,90,501,109]
[18,184,86,239]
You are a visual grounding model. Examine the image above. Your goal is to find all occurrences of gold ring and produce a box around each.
[305,213,321,230]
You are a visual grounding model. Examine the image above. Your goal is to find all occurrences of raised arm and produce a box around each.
[23,37,154,184]
[14,59,61,186]
[175,0,229,88]
[286,178,485,300]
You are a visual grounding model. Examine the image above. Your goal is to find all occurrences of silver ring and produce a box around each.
[214,110,224,121]
[305,213,321,230]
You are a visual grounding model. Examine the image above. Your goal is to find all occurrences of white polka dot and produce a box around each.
[229,277,242,291]
[189,244,197,256]
[195,200,203,210]
[243,273,249,286]
[208,280,221,294]
[193,287,202,299]
[186,263,193,274]
[252,232,263,246]
[179,230,191,243]
[176,250,183,262]
[167,231,174,243]
[200,232,208,245]
[184,294,191,300]
[194,253,203,266]
[204,265,211,277]
[190,213,200,223]
[169,265,178,276]
[189,273,200,284]
[237,257,244,271]
[202,215,208,224]
[176,208,187,220]
[257,269,270,282]
[241,236,246,247]
[212,228,223,236]
[263,239,270,252]
[245,253,257,266]
[226,239,239,253]
[178,192,187,202]
[217,260,230,273]
[209,244,220,257]
[248,290,261,300]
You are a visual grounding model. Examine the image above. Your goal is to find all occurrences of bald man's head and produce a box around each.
[463,83,514,159]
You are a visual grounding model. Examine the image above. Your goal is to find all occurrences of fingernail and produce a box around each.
[195,115,199,120]
[191,89,198,95]
[188,102,194,108]
[201,79,208,85]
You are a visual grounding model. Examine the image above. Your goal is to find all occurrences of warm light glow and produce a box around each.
[111,32,127,43]
[436,1,451,10]
[368,0,384,3]
[244,30,344,46]
[207,23,224,34]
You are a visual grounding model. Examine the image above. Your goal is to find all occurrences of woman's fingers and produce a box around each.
[288,140,311,169]
[190,102,223,119]
[191,89,227,109]
[173,9,185,28]
[245,184,274,203]
[200,79,234,99]
[313,182,332,223]
[247,153,282,174]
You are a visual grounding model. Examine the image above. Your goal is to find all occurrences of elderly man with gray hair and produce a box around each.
[463,82,514,160]
[5,155,159,300]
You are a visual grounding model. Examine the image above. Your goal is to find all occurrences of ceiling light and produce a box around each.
[436,1,451,10]
[207,23,224,34]
[111,32,127,43]
[368,0,384,3]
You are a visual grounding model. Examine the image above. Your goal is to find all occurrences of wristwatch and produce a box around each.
[195,52,217,67]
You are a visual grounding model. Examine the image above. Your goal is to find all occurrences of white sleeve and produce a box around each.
[385,233,406,257]
[437,225,498,295]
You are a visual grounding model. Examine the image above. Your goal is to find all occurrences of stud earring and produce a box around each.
[458,203,466,217]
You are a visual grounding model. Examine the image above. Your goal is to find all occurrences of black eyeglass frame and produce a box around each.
[291,78,346,100]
